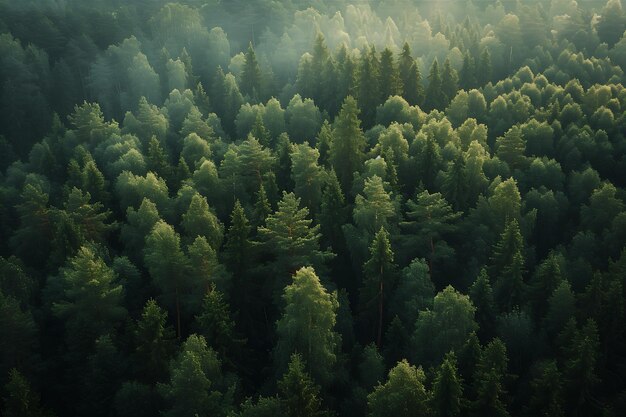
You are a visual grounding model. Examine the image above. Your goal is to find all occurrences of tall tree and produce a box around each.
[361,227,396,347]
[241,43,262,101]
[158,334,231,417]
[441,58,459,106]
[367,359,429,417]
[134,299,176,384]
[400,190,460,280]
[424,59,446,111]
[291,143,325,214]
[275,267,340,387]
[278,354,325,417]
[379,48,401,101]
[330,96,366,193]
[398,43,424,106]
[144,221,190,338]
[432,352,464,417]
[258,192,332,296]
[52,246,126,355]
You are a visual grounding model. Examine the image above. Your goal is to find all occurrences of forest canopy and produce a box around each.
[1,0,626,416]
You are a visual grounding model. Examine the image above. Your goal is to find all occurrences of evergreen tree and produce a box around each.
[459,52,477,90]
[224,200,252,278]
[52,246,126,354]
[241,43,262,101]
[278,354,325,417]
[469,269,497,341]
[315,120,333,167]
[379,48,401,101]
[491,218,526,312]
[472,339,510,417]
[258,192,332,295]
[357,47,381,127]
[134,299,176,384]
[432,352,464,417]
[441,58,459,106]
[275,267,340,387]
[2,369,48,417]
[361,227,396,347]
[291,143,325,214]
[319,170,348,251]
[478,49,493,85]
[144,221,190,338]
[398,43,424,106]
[367,360,429,417]
[400,190,460,280]
[330,96,366,193]
[424,59,446,111]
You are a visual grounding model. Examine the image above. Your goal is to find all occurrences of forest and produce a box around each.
[1,0,626,416]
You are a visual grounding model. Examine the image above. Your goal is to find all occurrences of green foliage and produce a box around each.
[278,354,325,417]
[367,360,429,417]
[275,267,339,387]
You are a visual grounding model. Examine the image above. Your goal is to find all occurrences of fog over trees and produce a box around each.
[1,0,626,416]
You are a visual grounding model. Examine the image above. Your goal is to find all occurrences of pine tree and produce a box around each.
[469,268,496,341]
[144,221,190,338]
[441,58,459,106]
[181,194,224,250]
[147,136,173,184]
[275,267,340,386]
[361,227,396,347]
[291,143,325,214]
[491,218,526,312]
[357,46,381,127]
[496,126,527,170]
[330,96,366,193]
[432,352,464,417]
[424,59,446,111]
[52,246,126,355]
[241,43,262,101]
[442,153,467,211]
[224,200,252,278]
[478,49,493,85]
[400,190,460,280]
[251,112,271,148]
[2,369,48,417]
[135,299,176,384]
[319,170,348,251]
[398,42,424,106]
[472,338,510,417]
[459,52,477,90]
[379,48,401,101]
[367,360,429,417]
[316,120,333,167]
[278,354,325,417]
[253,183,272,227]
[258,193,331,285]
[195,286,244,363]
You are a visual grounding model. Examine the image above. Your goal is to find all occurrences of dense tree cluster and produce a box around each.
[1,0,626,416]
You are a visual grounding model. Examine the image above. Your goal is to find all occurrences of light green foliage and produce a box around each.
[144,220,190,337]
[413,285,478,365]
[258,192,331,279]
[367,360,429,417]
[353,176,397,235]
[182,194,224,249]
[290,142,325,213]
[275,267,339,387]
[52,246,126,351]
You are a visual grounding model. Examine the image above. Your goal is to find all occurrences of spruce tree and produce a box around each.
[330,96,366,193]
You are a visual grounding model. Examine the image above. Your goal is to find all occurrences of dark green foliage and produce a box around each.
[1,2,625,416]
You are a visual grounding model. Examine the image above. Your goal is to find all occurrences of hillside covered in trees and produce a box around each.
[1,0,626,416]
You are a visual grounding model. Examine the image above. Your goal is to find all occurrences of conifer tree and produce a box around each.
[241,43,262,101]
[398,42,424,106]
[432,352,464,417]
[361,227,396,347]
[278,354,325,417]
[379,48,401,101]
[441,58,459,106]
[424,59,446,111]
[275,267,339,386]
[330,96,366,193]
